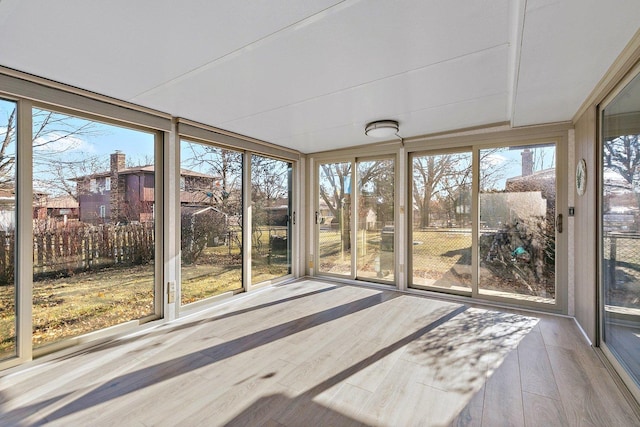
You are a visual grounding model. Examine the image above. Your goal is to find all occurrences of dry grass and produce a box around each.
[0,264,155,359]
[412,229,471,280]
[0,243,291,359]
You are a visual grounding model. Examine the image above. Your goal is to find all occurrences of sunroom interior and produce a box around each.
[1,1,640,425]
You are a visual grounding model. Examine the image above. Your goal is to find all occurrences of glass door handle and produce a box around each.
[556,213,563,233]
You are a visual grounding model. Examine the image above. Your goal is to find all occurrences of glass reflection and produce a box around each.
[601,70,640,388]
[180,140,243,303]
[478,144,556,303]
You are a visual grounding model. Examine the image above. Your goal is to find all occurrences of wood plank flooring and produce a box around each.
[0,279,638,426]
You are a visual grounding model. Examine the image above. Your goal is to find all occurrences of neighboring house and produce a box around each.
[73,151,219,224]
[261,204,290,227]
[0,189,77,230]
[0,189,14,231]
[33,195,79,224]
[317,200,334,229]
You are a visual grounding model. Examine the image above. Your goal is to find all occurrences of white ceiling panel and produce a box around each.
[0,0,342,99]
[132,0,510,124]
[513,0,640,126]
[0,1,638,153]
[218,46,509,151]
[277,93,509,153]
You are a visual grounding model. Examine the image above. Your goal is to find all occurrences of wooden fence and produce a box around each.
[0,223,155,284]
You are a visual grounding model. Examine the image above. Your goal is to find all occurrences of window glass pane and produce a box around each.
[180,140,243,304]
[411,152,472,292]
[0,99,17,360]
[478,144,556,303]
[601,70,640,388]
[251,155,291,285]
[32,108,156,349]
[318,162,351,275]
[357,159,394,283]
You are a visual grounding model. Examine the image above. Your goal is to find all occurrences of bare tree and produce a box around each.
[0,108,16,191]
[319,162,352,250]
[0,107,105,199]
[250,155,290,255]
[251,156,289,202]
[37,155,107,201]
[413,154,459,228]
[604,134,640,185]
[318,161,390,250]
[181,143,243,212]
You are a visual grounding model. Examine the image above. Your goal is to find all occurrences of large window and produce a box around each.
[479,144,557,303]
[251,154,292,285]
[31,108,157,349]
[411,152,472,292]
[601,70,640,392]
[180,140,243,304]
[0,99,17,360]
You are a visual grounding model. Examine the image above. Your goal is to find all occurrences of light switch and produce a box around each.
[167,281,176,303]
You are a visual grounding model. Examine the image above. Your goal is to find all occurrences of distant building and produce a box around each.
[33,195,79,224]
[73,151,219,224]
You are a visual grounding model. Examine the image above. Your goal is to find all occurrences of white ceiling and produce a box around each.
[0,0,639,153]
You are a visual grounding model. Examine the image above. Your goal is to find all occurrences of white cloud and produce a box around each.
[0,126,15,138]
[33,132,95,154]
[482,153,507,167]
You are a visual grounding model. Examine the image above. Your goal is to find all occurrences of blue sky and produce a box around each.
[0,99,154,163]
[0,99,155,194]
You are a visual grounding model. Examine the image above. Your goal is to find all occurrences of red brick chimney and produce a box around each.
[111,150,125,173]
[110,151,126,222]
[521,148,533,176]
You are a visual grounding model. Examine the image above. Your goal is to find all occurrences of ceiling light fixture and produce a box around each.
[365,120,399,138]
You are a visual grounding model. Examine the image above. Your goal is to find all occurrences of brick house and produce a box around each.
[74,151,218,224]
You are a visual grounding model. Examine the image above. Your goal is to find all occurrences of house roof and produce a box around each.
[37,195,79,209]
[181,205,224,216]
[506,168,556,184]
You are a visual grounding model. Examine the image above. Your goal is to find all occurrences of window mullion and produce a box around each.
[16,99,33,361]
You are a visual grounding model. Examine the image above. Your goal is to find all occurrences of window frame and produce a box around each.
[0,88,167,369]
[597,60,640,404]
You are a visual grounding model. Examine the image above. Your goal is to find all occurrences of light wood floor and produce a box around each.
[1,279,639,426]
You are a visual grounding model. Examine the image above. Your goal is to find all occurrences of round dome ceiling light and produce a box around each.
[365,120,399,138]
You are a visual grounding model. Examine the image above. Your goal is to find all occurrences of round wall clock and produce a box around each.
[576,158,587,196]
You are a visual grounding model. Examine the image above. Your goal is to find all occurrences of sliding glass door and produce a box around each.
[478,144,557,304]
[356,159,395,282]
[600,69,640,394]
[251,154,292,285]
[317,158,395,283]
[411,151,472,293]
[409,142,559,307]
[318,162,352,276]
[179,140,243,305]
